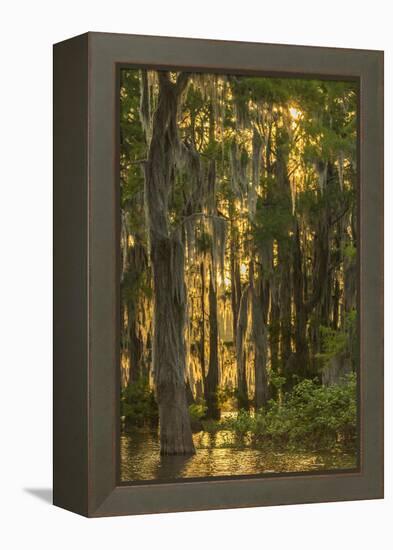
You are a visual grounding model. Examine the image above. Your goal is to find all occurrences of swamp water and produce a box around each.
[120,429,357,482]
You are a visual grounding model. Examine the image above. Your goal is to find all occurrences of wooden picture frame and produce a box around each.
[53,32,383,517]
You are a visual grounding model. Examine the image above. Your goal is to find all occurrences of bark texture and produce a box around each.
[142,72,195,455]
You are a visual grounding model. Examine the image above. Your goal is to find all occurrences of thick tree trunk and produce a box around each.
[185,379,195,405]
[142,71,195,455]
[205,268,220,419]
[151,236,195,454]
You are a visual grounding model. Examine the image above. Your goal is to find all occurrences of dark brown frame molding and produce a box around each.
[53,32,384,517]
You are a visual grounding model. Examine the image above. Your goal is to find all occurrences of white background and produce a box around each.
[0,1,391,548]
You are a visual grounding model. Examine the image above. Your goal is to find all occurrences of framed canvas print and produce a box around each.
[53,32,383,517]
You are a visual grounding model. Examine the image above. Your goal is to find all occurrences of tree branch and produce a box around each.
[330,204,350,227]
[157,71,171,88]
[175,72,190,95]
[129,158,147,165]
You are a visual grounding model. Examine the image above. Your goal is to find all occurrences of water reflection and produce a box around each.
[120,429,357,482]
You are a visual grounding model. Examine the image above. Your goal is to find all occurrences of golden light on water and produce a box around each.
[120,430,357,482]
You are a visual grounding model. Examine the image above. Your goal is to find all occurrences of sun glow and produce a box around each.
[289,106,302,120]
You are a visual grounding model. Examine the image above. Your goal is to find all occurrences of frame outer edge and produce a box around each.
[83,33,384,516]
[359,50,384,499]
[53,33,90,517]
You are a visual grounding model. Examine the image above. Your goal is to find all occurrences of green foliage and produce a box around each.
[231,77,295,105]
[318,310,357,364]
[343,242,356,260]
[216,386,236,407]
[121,380,158,427]
[121,269,152,303]
[253,187,294,246]
[319,326,348,360]
[222,375,357,449]
[224,409,266,436]
[201,419,222,433]
[266,375,356,447]
[269,372,286,390]
[189,401,208,422]
[122,172,144,208]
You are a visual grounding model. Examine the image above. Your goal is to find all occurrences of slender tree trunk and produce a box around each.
[200,260,207,389]
[230,237,241,344]
[344,234,356,314]
[236,285,250,410]
[230,234,246,407]
[128,308,142,383]
[253,302,269,409]
[293,222,309,378]
[269,293,280,395]
[275,140,294,384]
[142,72,195,455]
[121,239,147,386]
[250,263,269,409]
[278,243,292,374]
[332,278,340,330]
[205,267,220,419]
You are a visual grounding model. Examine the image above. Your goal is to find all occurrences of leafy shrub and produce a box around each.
[224,410,257,435]
[121,380,158,427]
[264,374,357,447]
[216,386,237,411]
[318,310,357,364]
[201,419,221,433]
[188,400,208,432]
[218,374,357,450]
[189,401,208,422]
